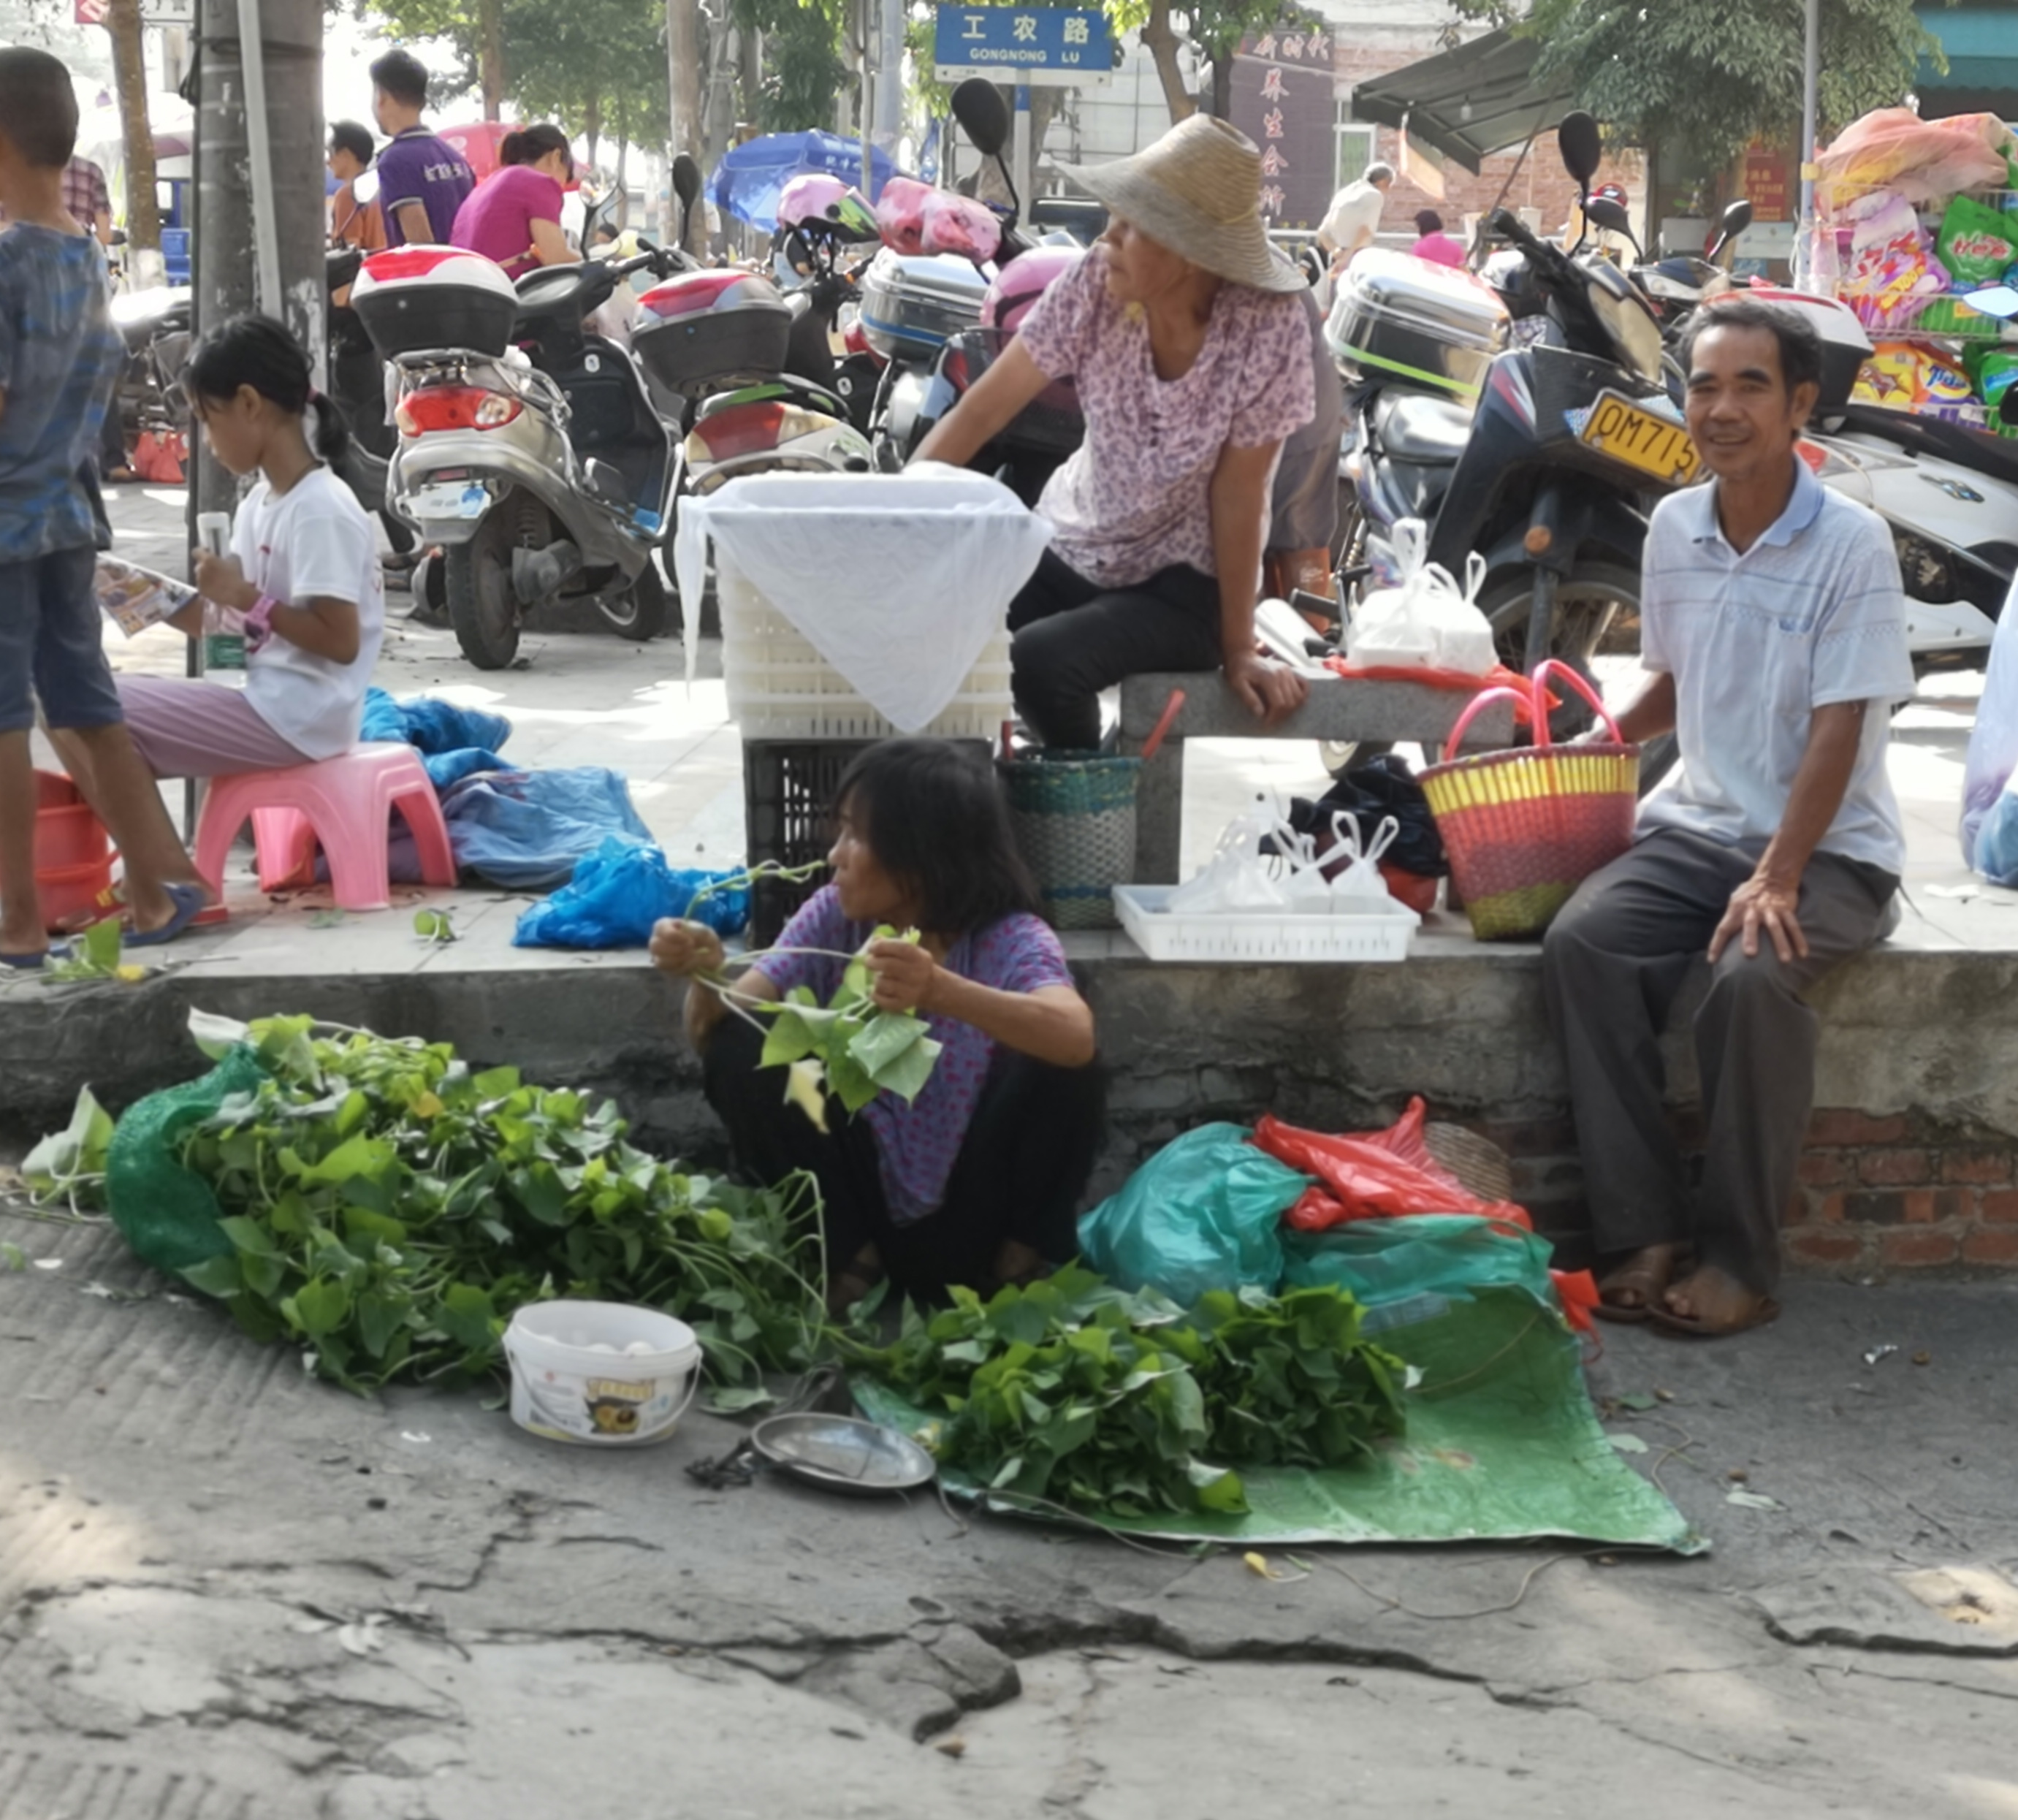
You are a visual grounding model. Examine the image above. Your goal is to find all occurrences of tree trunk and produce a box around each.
[738,22,762,129]
[585,91,602,171]
[105,0,159,254]
[1141,0,1196,126]
[666,0,706,252]
[478,0,506,121]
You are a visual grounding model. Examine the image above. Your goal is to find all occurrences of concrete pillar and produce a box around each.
[189,0,324,533]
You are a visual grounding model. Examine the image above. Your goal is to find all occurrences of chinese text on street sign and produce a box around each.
[932,6,1115,86]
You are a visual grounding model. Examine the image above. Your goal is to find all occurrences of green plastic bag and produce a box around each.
[1283,1213,1559,1317]
[105,1046,269,1275]
[1076,1123,1309,1306]
[1967,343,2018,411]
[1936,193,2018,288]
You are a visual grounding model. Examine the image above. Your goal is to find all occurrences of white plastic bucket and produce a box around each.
[503,1301,702,1447]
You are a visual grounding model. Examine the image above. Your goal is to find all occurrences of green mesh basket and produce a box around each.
[1000,752,1140,931]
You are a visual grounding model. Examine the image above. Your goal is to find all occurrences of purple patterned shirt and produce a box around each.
[1015,245,1315,587]
[755,886,1077,1223]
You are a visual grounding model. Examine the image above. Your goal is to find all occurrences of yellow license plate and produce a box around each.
[1579,391,1701,484]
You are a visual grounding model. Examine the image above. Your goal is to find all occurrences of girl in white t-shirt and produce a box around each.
[51,314,385,944]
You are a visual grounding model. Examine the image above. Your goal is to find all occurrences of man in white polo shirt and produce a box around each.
[1542,295,1915,1339]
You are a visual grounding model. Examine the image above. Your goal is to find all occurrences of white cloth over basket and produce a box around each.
[674,467,1054,733]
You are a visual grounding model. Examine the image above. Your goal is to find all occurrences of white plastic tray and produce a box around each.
[1113,885,1417,964]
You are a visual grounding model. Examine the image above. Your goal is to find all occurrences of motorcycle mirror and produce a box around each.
[1584,196,1631,237]
[673,152,702,248]
[1721,198,1754,238]
[1558,111,1602,189]
[952,78,1010,159]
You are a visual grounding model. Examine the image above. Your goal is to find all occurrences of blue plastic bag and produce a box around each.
[441,769,655,890]
[1076,1124,1310,1308]
[514,837,750,948]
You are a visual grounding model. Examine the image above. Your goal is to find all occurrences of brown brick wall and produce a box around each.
[1330,41,1593,238]
[1462,1104,2018,1276]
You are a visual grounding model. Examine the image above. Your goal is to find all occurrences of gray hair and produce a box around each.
[1366,161,1397,186]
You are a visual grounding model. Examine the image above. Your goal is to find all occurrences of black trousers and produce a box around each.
[1008,548,1222,750]
[1542,829,1897,1293]
[701,1013,1106,1302]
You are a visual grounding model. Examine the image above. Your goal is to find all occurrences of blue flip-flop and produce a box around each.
[0,942,72,971]
[123,881,210,949]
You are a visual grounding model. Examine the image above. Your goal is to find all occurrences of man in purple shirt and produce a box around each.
[368,48,472,248]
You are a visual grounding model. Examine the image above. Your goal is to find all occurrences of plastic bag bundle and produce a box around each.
[1962,574,2018,875]
[1076,1123,1310,1306]
[1344,522,1496,676]
[106,1046,269,1276]
[1253,1098,1531,1231]
[872,177,1002,263]
[513,836,750,949]
[1167,796,1407,918]
[1818,108,2015,209]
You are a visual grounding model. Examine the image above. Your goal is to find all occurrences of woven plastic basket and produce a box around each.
[1000,752,1139,931]
[1419,660,1639,941]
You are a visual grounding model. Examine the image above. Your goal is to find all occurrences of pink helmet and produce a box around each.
[982,245,1084,334]
[777,172,850,230]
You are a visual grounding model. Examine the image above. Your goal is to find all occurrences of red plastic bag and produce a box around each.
[1254,1097,1531,1231]
[1324,659,1558,725]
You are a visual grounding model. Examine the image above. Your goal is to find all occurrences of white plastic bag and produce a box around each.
[1962,573,2018,871]
[1317,813,1402,913]
[1166,798,1293,914]
[1344,520,1498,676]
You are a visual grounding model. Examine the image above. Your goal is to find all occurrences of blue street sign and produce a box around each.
[932,5,1115,85]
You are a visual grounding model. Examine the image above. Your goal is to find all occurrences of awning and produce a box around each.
[1914,5,2018,115]
[1349,30,1577,175]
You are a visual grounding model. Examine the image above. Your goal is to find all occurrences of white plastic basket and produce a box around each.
[1113,885,1417,964]
[718,555,1015,741]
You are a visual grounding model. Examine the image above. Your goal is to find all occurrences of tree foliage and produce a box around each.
[731,0,853,132]
[1453,0,1940,169]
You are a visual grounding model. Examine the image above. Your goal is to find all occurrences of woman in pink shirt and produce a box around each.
[449,123,579,279]
[914,115,1315,749]
[1409,209,1467,270]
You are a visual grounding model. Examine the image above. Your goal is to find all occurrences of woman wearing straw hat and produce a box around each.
[913,115,1316,749]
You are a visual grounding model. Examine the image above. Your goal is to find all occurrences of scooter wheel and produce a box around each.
[445,513,525,670]
[599,557,669,642]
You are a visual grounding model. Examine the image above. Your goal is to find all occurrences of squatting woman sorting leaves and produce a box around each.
[650,740,1103,1309]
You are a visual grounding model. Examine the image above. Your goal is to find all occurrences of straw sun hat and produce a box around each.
[1057,115,1304,294]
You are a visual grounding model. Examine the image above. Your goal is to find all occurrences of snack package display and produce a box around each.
[1936,193,2018,289]
[1966,345,2018,411]
[94,556,197,639]
[1841,191,1943,307]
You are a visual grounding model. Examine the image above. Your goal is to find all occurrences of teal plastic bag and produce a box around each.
[1077,1123,1310,1306]
[1284,1214,1558,1317]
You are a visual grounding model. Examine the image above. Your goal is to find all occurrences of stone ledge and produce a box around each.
[4,928,2014,1274]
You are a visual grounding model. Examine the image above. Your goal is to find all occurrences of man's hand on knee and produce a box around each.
[1708,872,1808,965]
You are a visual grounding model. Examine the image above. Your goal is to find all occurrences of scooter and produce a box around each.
[1344,113,1679,709]
[355,159,708,669]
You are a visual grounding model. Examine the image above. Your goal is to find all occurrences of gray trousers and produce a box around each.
[1541,828,1897,1292]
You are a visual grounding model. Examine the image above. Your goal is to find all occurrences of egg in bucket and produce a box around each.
[503,1301,701,1446]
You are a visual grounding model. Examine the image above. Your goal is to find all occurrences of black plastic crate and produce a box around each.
[741,737,991,947]
[743,740,871,947]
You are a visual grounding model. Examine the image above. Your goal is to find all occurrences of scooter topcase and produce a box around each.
[633,271,792,397]
[352,246,520,359]
[858,249,987,362]
[1327,249,1507,399]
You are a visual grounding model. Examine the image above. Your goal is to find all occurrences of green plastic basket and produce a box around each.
[999,752,1141,931]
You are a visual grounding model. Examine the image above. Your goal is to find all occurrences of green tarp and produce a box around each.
[856,1285,1703,1553]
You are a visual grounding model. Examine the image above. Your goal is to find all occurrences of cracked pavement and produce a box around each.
[2,1209,2015,1818]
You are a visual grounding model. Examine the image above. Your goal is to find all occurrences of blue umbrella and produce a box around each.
[709,130,901,233]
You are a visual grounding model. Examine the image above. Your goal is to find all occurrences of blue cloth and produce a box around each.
[513,836,749,948]
[361,686,512,757]
[0,225,121,560]
[437,767,655,890]
[709,132,898,232]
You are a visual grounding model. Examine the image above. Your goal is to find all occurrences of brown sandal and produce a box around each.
[1593,1246,1688,1326]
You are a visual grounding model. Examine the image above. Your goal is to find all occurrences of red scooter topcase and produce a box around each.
[352,246,521,359]
[633,270,792,398]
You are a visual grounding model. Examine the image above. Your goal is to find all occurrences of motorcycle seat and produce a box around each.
[1374,392,1472,465]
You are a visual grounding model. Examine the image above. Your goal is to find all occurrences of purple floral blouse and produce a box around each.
[1015,245,1316,587]
[755,886,1078,1223]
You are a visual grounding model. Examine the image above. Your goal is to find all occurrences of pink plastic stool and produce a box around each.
[194,742,457,912]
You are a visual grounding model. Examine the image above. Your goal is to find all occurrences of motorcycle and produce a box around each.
[1341,113,1678,713]
[354,161,709,669]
